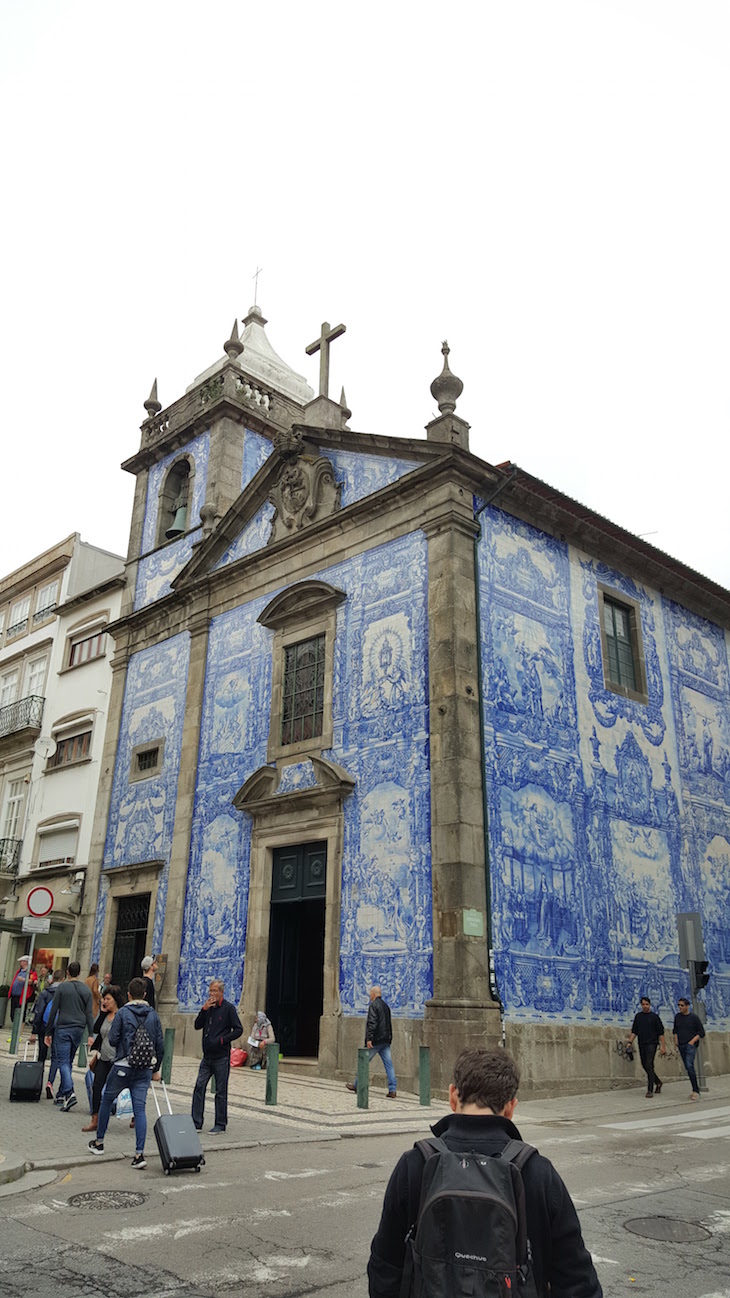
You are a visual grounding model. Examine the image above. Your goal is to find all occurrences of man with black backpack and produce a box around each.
[368,1048,602,1298]
[87,977,164,1170]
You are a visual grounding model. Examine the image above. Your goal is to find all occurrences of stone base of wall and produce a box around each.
[159,1006,730,1102]
[506,1020,730,1098]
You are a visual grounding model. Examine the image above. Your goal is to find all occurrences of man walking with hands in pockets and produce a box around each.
[192,979,243,1134]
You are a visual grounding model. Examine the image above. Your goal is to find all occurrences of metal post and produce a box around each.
[9,1008,22,1055]
[161,1028,175,1084]
[77,1040,87,1069]
[265,1046,279,1106]
[419,1046,431,1106]
[691,991,708,1093]
[357,1048,370,1109]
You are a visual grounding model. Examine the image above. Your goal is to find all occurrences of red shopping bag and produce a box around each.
[230,1048,248,1067]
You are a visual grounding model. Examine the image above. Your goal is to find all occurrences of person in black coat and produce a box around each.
[368,1048,602,1298]
[626,996,666,1097]
[191,979,243,1134]
[346,986,397,1098]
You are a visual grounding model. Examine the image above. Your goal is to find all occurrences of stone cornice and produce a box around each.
[233,756,355,815]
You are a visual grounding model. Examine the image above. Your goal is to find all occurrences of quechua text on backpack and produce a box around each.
[401,1136,539,1297]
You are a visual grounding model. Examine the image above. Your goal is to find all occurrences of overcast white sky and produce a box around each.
[1,1,729,592]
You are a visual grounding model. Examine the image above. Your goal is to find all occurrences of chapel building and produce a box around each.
[77,307,730,1094]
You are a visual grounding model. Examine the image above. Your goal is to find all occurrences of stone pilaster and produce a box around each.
[205,413,246,530]
[121,468,149,618]
[423,486,502,1087]
[157,610,210,1015]
[75,638,131,967]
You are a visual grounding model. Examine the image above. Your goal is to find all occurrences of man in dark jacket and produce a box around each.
[673,997,706,1100]
[346,985,397,1099]
[368,1048,602,1298]
[192,979,243,1133]
[44,961,95,1111]
[626,996,666,1097]
[87,977,164,1169]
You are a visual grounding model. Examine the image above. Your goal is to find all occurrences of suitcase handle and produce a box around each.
[23,1040,39,1063]
[150,1080,173,1118]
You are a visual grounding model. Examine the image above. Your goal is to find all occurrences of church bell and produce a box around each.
[165,495,188,540]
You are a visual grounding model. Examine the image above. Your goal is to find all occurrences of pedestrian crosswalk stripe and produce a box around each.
[601,1104,730,1131]
[680,1124,730,1140]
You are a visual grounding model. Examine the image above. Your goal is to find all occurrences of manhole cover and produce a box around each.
[67,1190,148,1210]
[625,1217,711,1243]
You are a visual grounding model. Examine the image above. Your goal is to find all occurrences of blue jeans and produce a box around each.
[679,1043,699,1093]
[54,1025,83,1097]
[192,1054,230,1130]
[97,1064,153,1153]
[354,1044,397,1092]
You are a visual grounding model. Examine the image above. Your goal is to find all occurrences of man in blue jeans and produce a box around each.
[346,986,397,1099]
[88,977,164,1169]
[44,961,94,1111]
[673,997,706,1101]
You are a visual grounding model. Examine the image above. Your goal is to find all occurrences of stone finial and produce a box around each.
[144,379,162,417]
[339,386,352,420]
[224,319,244,361]
[430,341,464,415]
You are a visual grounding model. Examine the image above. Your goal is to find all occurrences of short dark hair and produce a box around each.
[128,977,147,999]
[68,961,81,978]
[640,996,651,1004]
[52,969,65,982]
[452,1048,520,1112]
[678,997,690,1006]
[103,984,123,1009]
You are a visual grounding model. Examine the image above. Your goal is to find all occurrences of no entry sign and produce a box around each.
[27,886,54,917]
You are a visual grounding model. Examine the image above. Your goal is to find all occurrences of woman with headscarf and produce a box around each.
[248,1011,275,1069]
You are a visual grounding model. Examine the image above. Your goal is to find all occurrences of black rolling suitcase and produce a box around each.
[10,1041,43,1102]
[152,1081,205,1175]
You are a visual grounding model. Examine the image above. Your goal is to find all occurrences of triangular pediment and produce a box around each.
[172,428,435,590]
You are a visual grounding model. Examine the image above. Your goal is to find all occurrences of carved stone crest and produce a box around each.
[269,453,341,540]
[273,426,304,462]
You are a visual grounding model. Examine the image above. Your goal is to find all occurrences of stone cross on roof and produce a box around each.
[305,320,346,398]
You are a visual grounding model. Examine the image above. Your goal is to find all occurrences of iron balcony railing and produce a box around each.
[0,838,21,874]
[0,694,44,738]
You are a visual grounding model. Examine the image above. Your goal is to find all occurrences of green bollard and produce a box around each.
[419,1046,431,1106]
[161,1028,175,1084]
[77,1040,87,1069]
[357,1048,370,1109]
[9,1008,22,1055]
[265,1047,279,1106]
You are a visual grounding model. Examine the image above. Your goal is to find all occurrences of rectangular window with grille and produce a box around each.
[8,595,30,639]
[34,581,58,624]
[2,779,25,840]
[137,746,159,772]
[47,730,91,768]
[0,669,18,709]
[281,634,326,745]
[26,655,47,698]
[69,628,106,667]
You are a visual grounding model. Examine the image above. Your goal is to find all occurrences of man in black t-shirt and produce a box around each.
[673,997,705,1101]
[627,997,666,1097]
[140,956,158,1008]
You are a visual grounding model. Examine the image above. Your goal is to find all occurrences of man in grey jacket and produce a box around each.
[44,961,94,1112]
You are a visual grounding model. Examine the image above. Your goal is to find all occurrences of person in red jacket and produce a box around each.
[9,956,37,1021]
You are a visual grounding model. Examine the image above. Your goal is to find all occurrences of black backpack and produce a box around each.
[400,1136,540,1298]
[127,1021,156,1069]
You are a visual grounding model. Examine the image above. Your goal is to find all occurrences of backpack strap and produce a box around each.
[500,1138,538,1171]
[414,1136,448,1163]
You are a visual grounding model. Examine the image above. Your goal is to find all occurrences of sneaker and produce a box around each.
[645,1091,653,1098]
[386,1091,397,1099]
[88,1140,105,1154]
[131,1153,147,1170]
[209,1125,225,1134]
[194,1124,203,1131]
[54,1093,66,1105]
[61,1094,77,1112]
[45,1084,54,1100]
[345,1082,357,1093]
[690,1092,700,1102]
[655,1080,663,1094]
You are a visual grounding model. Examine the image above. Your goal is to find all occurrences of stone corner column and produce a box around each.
[422,489,502,1090]
[157,609,211,1016]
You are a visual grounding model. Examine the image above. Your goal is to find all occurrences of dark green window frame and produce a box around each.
[281,634,326,746]
[602,597,637,690]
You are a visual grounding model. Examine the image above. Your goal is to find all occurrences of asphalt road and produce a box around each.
[3,1092,730,1297]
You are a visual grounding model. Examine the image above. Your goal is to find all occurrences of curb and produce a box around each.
[0,1152,28,1186]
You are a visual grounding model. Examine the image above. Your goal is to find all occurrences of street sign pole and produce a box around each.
[9,931,35,1056]
[677,912,708,1093]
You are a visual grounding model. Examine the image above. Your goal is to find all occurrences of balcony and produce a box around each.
[0,694,44,740]
[0,838,21,874]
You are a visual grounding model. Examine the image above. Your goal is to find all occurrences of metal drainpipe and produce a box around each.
[473,468,519,1049]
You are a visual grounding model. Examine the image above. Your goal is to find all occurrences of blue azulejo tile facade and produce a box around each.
[321,449,424,508]
[102,634,191,952]
[175,530,432,1020]
[477,505,730,1028]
